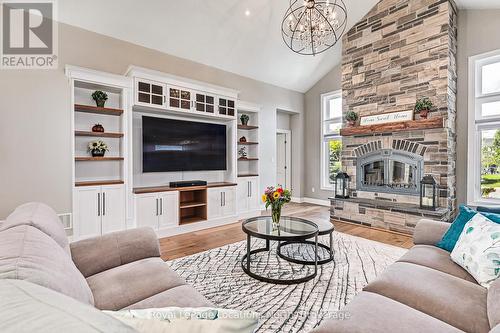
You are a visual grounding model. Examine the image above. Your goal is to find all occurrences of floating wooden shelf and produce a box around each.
[238,125,259,130]
[237,141,258,145]
[75,157,124,161]
[238,174,259,177]
[238,157,259,161]
[340,117,444,136]
[74,104,124,116]
[75,180,124,187]
[75,131,124,138]
[180,201,207,209]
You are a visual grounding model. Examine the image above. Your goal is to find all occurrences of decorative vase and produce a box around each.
[92,124,104,133]
[241,119,248,126]
[91,149,105,157]
[271,204,281,227]
[95,99,106,108]
[419,109,429,119]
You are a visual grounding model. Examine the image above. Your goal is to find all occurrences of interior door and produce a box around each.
[135,194,159,230]
[158,192,179,229]
[276,133,288,188]
[101,185,126,235]
[74,186,102,239]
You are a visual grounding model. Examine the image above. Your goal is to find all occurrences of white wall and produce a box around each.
[0,23,304,218]
[456,9,500,205]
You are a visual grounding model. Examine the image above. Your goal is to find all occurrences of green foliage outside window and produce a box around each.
[329,140,342,184]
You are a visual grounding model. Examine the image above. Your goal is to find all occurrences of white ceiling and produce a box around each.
[456,0,500,9]
[59,0,500,93]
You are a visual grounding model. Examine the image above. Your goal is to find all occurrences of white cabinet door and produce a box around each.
[248,177,260,211]
[135,194,160,230]
[101,185,126,235]
[136,78,166,108]
[237,179,249,213]
[222,188,237,217]
[167,85,193,112]
[207,188,222,219]
[158,192,179,229]
[74,186,101,239]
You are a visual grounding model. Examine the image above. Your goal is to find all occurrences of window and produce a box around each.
[468,50,500,204]
[321,90,342,190]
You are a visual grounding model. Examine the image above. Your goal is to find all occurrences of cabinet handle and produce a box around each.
[103,192,106,216]
[97,193,101,216]
[220,192,223,207]
[156,198,159,216]
[160,198,163,216]
[163,95,166,103]
[223,192,226,207]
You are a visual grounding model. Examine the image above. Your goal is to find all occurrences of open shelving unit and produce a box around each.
[178,188,208,225]
[72,79,127,187]
[237,108,260,178]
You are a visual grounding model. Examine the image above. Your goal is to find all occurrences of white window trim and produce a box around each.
[467,49,500,206]
[320,90,342,191]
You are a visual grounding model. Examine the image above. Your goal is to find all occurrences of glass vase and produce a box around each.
[271,204,281,228]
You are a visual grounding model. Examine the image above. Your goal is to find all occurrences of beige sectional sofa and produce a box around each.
[313,219,500,333]
[0,202,211,312]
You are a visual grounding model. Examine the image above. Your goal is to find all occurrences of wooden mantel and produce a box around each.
[340,117,444,136]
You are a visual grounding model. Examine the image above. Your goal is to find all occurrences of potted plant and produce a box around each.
[92,90,108,108]
[240,114,250,126]
[262,186,292,228]
[88,140,109,157]
[345,111,358,127]
[414,97,433,119]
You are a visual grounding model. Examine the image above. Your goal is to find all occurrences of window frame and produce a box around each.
[467,49,500,205]
[320,90,342,191]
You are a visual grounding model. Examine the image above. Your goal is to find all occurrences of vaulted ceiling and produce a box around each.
[59,0,500,93]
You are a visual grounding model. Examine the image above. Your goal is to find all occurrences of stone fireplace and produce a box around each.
[330,0,458,234]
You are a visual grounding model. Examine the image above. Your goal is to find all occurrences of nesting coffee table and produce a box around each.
[241,216,334,285]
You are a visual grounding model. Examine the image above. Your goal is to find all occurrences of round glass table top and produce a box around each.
[242,216,318,240]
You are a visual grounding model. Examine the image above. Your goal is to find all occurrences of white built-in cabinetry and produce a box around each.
[135,192,179,230]
[207,187,237,220]
[237,177,260,214]
[74,185,126,238]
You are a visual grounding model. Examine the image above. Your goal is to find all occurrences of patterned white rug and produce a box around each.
[169,232,407,333]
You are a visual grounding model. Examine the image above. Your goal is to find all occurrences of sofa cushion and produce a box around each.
[87,257,186,310]
[123,285,212,310]
[0,279,136,333]
[363,262,489,333]
[489,279,500,328]
[311,291,463,333]
[3,202,69,254]
[0,225,94,305]
[398,245,476,283]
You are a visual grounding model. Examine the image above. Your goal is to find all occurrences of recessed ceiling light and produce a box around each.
[245,9,251,16]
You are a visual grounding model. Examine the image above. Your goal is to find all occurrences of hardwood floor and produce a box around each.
[159,202,414,260]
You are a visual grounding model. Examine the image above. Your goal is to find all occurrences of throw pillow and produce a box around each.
[450,213,500,288]
[436,205,500,252]
[104,307,259,333]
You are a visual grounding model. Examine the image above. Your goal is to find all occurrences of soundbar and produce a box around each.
[169,180,208,188]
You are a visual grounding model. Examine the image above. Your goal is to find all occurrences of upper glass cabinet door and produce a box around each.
[136,79,166,108]
[168,86,192,111]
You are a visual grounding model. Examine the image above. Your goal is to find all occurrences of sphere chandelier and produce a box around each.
[281,0,348,56]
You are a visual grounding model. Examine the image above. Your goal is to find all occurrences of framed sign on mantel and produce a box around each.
[359,110,413,126]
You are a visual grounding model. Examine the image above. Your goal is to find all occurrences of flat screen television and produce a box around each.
[142,116,227,172]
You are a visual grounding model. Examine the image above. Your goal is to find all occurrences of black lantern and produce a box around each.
[334,172,350,199]
[420,175,437,210]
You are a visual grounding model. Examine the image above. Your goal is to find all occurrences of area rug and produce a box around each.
[169,232,407,333]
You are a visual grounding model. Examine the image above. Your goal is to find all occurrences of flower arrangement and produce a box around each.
[345,110,358,126]
[92,90,108,107]
[88,140,109,157]
[414,97,433,119]
[262,185,291,226]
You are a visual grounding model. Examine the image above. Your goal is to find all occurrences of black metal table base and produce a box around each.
[277,232,334,265]
[241,236,318,285]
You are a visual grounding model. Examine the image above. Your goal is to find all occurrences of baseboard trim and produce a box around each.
[302,197,331,207]
[291,197,303,203]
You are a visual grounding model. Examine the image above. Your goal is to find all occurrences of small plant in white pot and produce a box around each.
[414,97,433,119]
[92,90,108,108]
[345,111,358,127]
[88,140,109,157]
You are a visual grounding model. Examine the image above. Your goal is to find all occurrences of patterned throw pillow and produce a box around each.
[451,213,500,288]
